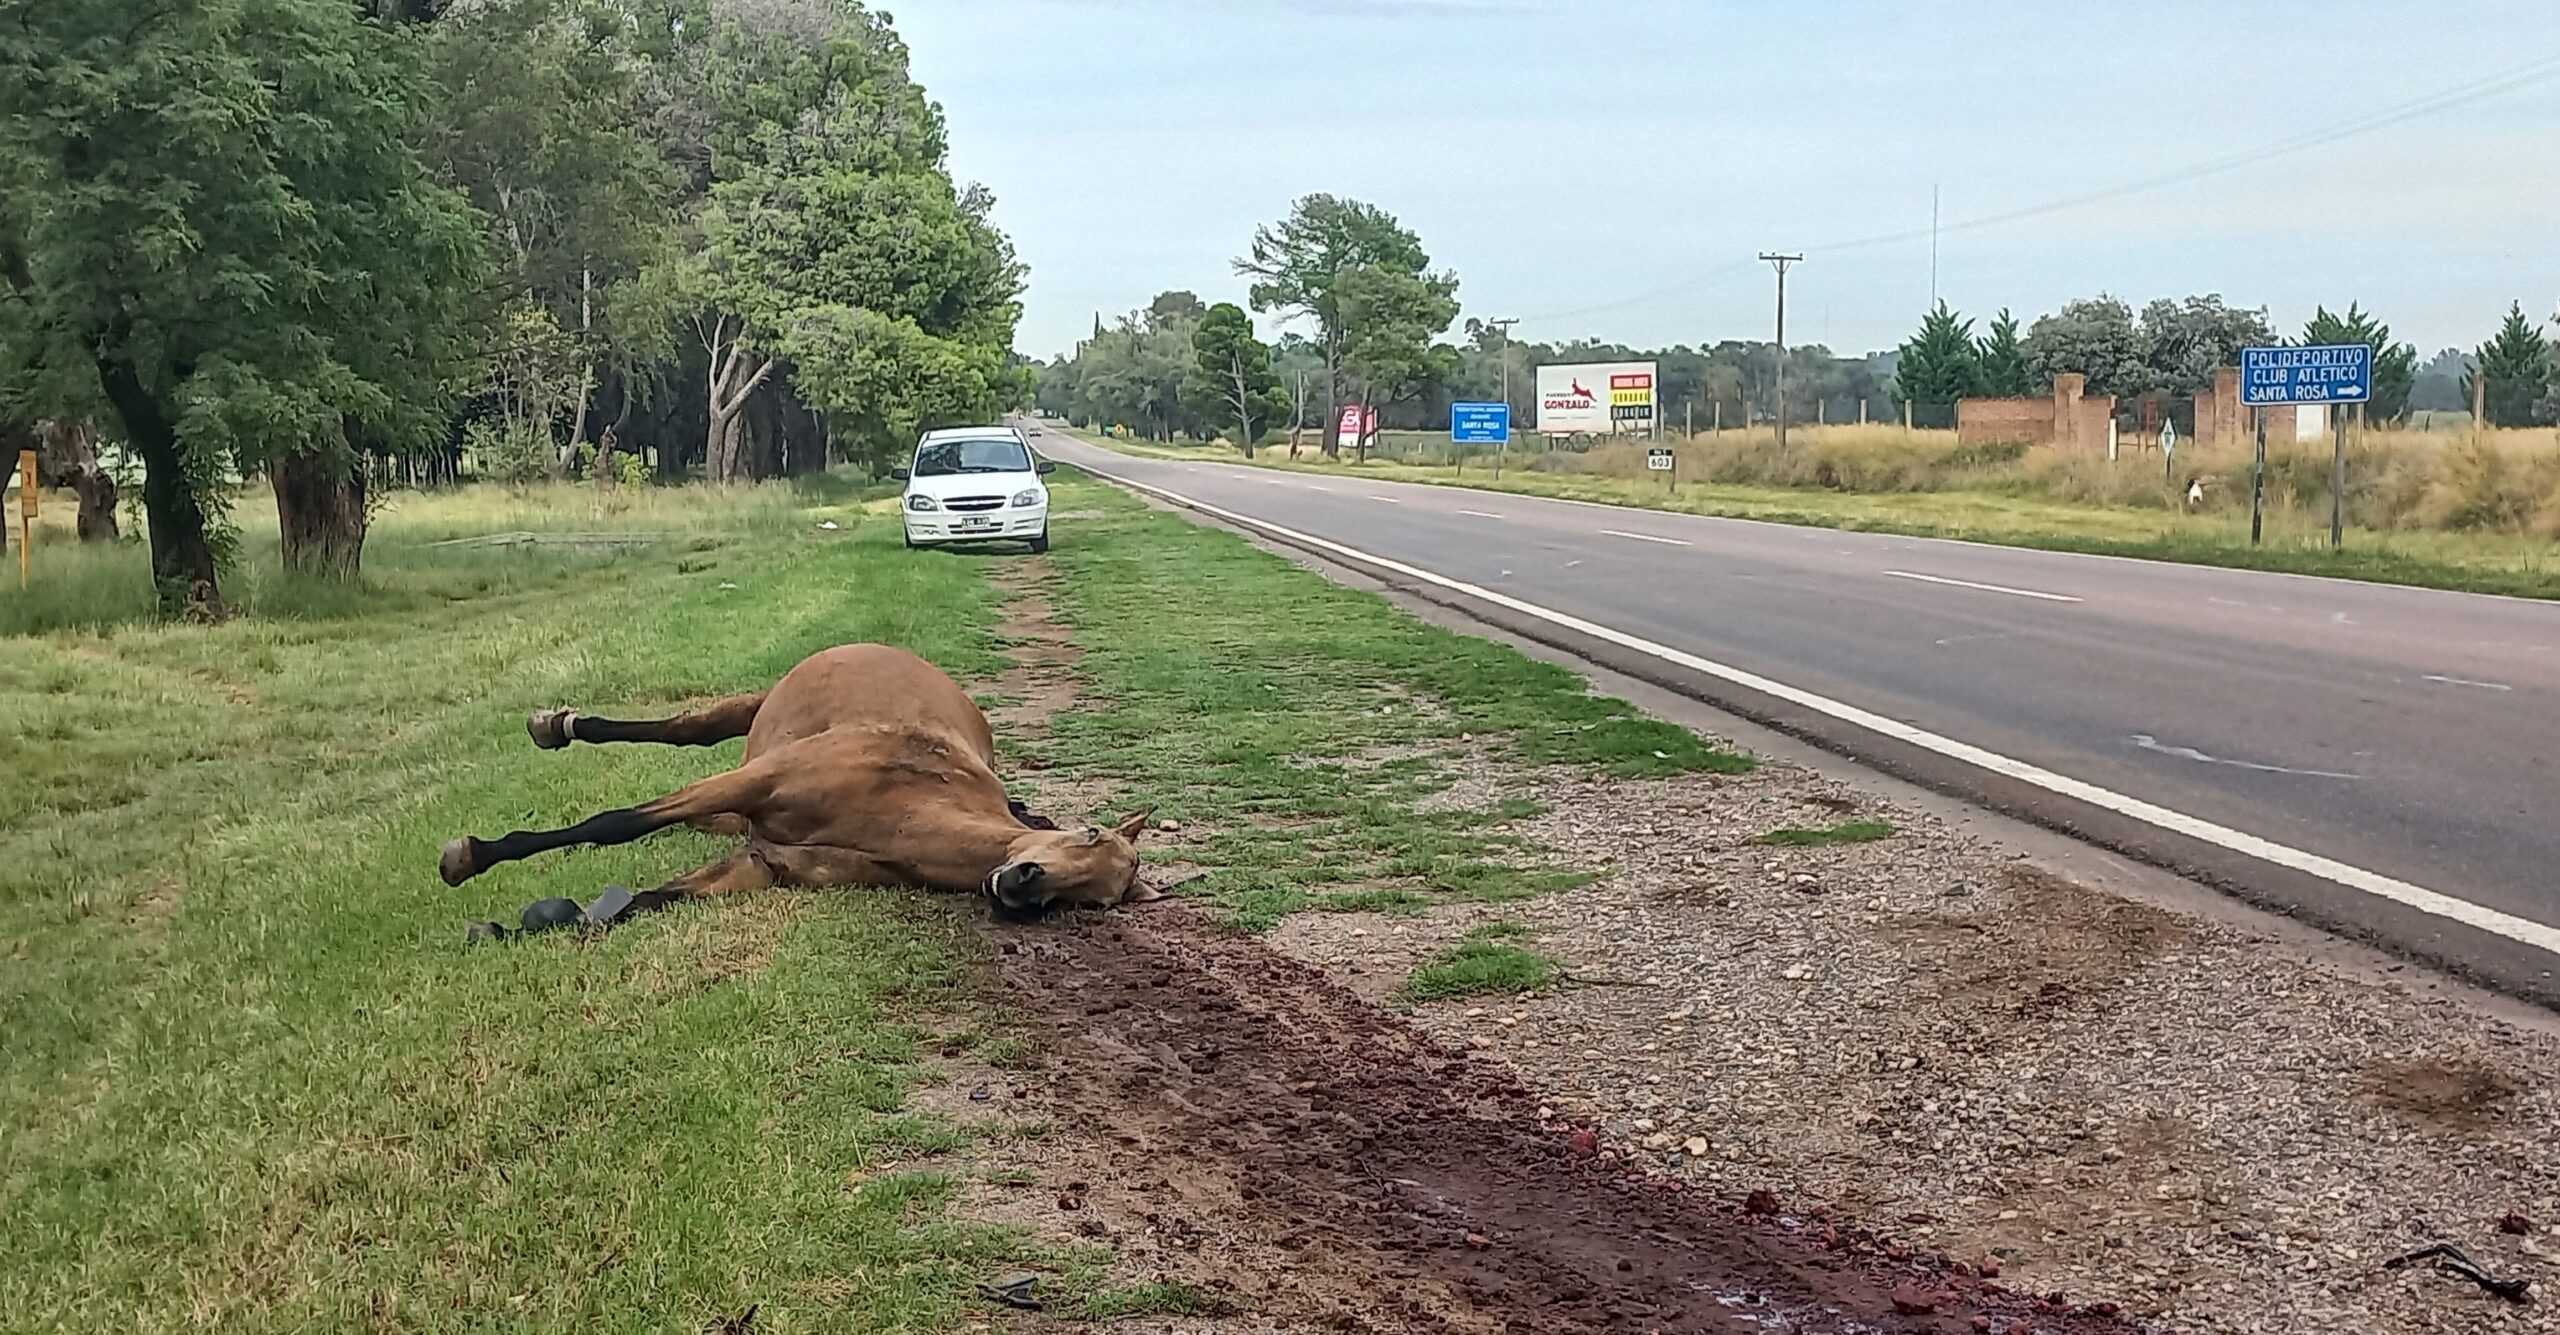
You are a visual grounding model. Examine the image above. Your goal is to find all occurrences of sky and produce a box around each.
[894,0,2560,362]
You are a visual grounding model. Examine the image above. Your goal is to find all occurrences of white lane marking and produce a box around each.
[1305,484,1333,492]
[2333,611,2355,625]
[1884,570,2082,603]
[1458,509,1507,520]
[1073,463,2560,961]
[2424,674,2513,692]
[1367,494,1403,504]
[1933,631,2014,648]
[1563,559,1584,568]
[2132,734,2360,780]
[1601,529,1691,546]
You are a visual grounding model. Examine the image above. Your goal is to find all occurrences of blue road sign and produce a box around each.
[1451,402,1510,444]
[2241,344,2372,406]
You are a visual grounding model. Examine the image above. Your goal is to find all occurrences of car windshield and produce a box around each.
[912,437,1031,476]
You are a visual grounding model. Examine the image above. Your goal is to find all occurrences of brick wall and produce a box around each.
[1957,374,2116,451]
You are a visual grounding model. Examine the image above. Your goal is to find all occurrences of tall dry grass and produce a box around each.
[1531,423,2560,539]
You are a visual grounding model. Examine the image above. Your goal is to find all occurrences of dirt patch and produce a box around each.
[950,903,2137,1335]
[2360,1058,2525,1133]
[988,558,1084,733]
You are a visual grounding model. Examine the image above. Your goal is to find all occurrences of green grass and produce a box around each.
[1754,819,1896,847]
[1077,429,2560,601]
[0,477,1022,1332]
[1026,474,1741,932]
[1397,926,1557,1003]
[4,462,1732,1329]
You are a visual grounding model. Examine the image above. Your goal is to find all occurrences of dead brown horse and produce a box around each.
[437,644,1156,938]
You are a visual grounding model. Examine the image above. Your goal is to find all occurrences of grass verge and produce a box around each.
[1,478,1019,1332]
[1026,473,1745,932]
[1398,926,1558,1003]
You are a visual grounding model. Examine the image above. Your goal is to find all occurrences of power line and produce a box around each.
[1516,48,2560,331]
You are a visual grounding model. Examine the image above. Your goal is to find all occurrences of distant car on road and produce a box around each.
[894,426,1054,553]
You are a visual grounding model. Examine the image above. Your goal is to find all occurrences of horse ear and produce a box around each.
[1119,876,1167,905]
[1113,808,1155,842]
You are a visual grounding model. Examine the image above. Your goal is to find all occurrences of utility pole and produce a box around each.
[1760,253,1802,450]
[1486,317,1519,479]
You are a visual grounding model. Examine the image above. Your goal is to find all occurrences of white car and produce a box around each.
[895,426,1054,553]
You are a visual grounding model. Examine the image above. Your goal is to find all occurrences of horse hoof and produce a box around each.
[465,921,510,946]
[439,837,482,886]
[585,884,636,926]
[527,708,576,749]
[519,897,585,933]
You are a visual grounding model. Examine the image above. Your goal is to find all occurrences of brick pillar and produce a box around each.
[2052,373,2086,450]
[2211,367,2241,449]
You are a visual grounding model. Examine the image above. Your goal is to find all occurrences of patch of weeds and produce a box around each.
[1754,819,1895,847]
[1077,1281,1238,1321]
[1222,887,1310,933]
[1398,927,1557,1002]
[1468,921,1532,940]
[982,1167,1037,1188]
[979,1035,1036,1069]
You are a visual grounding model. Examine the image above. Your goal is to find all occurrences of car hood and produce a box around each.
[905,470,1039,501]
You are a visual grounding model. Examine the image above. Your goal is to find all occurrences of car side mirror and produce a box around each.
[1035,460,1056,475]
[890,466,910,480]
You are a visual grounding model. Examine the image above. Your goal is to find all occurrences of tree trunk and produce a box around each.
[1231,355,1256,460]
[96,352,225,620]
[39,419,118,541]
[1322,330,1342,459]
[272,446,368,581]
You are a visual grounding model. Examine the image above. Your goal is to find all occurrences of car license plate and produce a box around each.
[955,515,997,532]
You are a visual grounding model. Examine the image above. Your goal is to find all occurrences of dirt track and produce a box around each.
[969,904,2144,1334]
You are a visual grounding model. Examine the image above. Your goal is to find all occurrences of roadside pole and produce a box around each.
[2330,407,2349,549]
[1759,253,1801,451]
[16,449,35,589]
[2250,408,2266,546]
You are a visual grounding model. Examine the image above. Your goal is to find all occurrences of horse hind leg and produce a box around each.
[439,759,779,887]
[528,690,768,750]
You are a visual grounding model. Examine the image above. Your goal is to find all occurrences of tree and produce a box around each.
[2139,295,2271,400]
[413,0,677,464]
[1236,195,1438,457]
[1186,303,1285,457]
[667,6,1020,480]
[0,0,486,612]
[2463,302,2555,427]
[1336,263,1459,457]
[2299,304,2417,422]
[2022,297,2145,399]
[1892,303,1980,419]
[1975,309,2034,396]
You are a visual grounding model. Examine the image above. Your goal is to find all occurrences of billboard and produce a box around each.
[1334,405,1376,451]
[1536,361,1657,435]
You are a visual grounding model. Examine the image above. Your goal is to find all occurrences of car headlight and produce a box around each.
[1011,488,1043,508]
[905,494,938,512]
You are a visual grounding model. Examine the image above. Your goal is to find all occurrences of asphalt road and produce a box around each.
[1031,427,2560,1003]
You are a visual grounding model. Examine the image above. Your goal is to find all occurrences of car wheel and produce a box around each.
[903,531,918,549]
[1028,528,1049,555]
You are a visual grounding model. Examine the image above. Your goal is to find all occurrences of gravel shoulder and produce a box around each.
[1269,747,2560,1334]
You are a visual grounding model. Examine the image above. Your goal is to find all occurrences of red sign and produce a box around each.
[1335,405,1376,447]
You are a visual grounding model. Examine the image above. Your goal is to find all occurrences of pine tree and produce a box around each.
[1893,302,1981,416]
[2301,303,2417,421]
[1974,309,2034,396]
[2462,302,2555,427]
